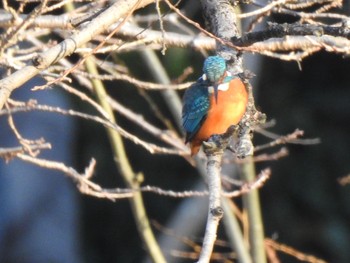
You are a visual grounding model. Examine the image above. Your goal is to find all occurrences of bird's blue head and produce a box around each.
[203,56,227,104]
[203,56,227,84]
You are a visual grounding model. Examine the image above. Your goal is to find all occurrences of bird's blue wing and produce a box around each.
[182,79,209,143]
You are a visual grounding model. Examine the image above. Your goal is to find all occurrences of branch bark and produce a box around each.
[199,1,267,263]
[234,22,350,47]
[201,0,243,73]
[197,139,226,263]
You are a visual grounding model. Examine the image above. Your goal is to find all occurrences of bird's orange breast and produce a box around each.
[190,78,248,155]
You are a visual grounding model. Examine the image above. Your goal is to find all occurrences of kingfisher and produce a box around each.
[182,56,249,155]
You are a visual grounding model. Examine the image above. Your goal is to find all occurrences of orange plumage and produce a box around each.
[189,78,248,155]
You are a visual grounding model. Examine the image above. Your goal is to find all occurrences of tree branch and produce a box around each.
[0,143,51,160]
[0,102,187,155]
[240,158,267,263]
[0,0,156,110]
[197,141,225,263]
[200,0,242,72]
[234,22,350,47]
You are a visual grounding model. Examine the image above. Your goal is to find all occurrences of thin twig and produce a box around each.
[58,82,112,120]
[75,69,193,90]
[5,102,46,156]
[35,0,144,90]
[163,0,241,51]
[255,128,320,151]
[0,0,49,52]
[0,143,51,160]
[0,103,188,155]
[265,239,328,263]
[0,12,73,29]
[223,168,271,198]
[238,0,288,18]
[106,97,189,154]
[7,150,270,200]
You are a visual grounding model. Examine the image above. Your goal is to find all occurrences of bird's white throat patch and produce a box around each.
[205,71,232,93]
[208,82,229,93]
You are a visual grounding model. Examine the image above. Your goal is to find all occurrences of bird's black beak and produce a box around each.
[214,84,218,104]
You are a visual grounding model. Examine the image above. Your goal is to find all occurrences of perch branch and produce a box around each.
[197,126,236,263]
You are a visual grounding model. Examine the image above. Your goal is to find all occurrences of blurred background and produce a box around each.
[0,1,350,263]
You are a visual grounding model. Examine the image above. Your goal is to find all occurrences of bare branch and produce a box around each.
[0,143,51,160]
[107,97,189,154]
[265,238,328,263]
[223,168,271,198]
[0,0,49,52]
[75,69,193,90]
[0,102,188,155]
[0,12,73,29]
[255,128,320,152]
[238,0,289,19]
[6,151,269,201]
[163,0,240,53]
[116,23,215,51]
[0,0,156,110]
[253,148,289,162]
[234,22,350,47]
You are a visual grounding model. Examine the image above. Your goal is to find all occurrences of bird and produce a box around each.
[182,56,249,155]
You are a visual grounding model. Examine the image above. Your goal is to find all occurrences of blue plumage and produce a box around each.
[203,56,227,103]
[203,56,226,83]
[182,77,209,143]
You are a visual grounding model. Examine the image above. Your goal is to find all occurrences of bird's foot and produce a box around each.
[203,125,238,155]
